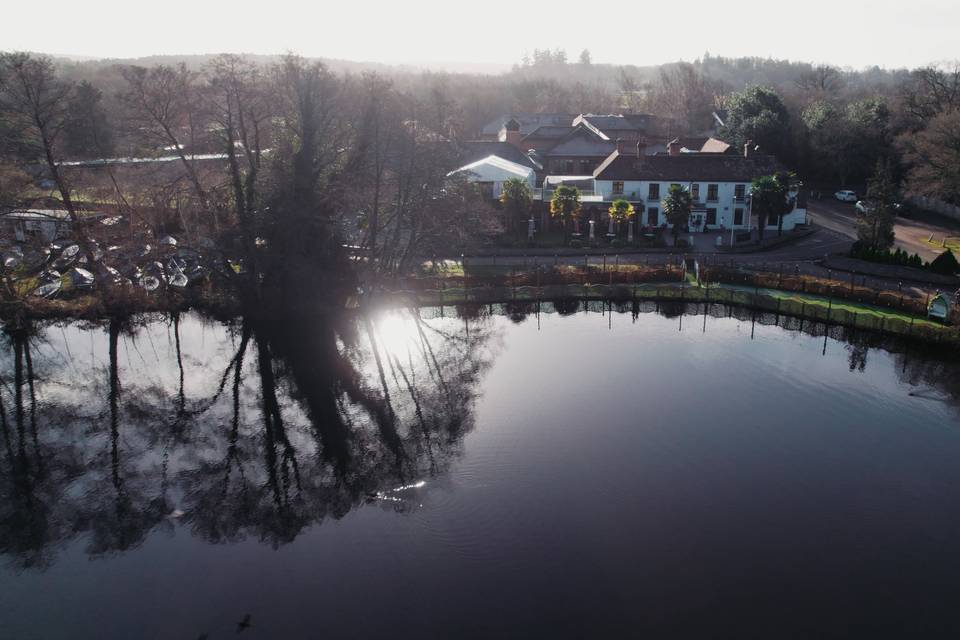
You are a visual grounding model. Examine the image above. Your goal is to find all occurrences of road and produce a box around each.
[464,200,960,298]
[806,197,960,261]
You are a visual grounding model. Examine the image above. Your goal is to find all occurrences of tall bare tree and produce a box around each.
[0,53,98,267]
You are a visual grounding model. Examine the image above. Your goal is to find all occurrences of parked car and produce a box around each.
[856,200,906,215]
[835,190,858,202]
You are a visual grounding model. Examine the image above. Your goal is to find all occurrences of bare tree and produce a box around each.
[120,63,216,231]
[648,63,719,132]
[0,53,98,267]
[206,54,275,292]
[795,64,843,93]
[900,63,960,127]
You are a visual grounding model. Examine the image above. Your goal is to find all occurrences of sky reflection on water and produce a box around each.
[1,303,959,639]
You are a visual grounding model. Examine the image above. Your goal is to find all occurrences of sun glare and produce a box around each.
[371,312,423,362]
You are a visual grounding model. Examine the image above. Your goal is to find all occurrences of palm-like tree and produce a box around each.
[751,174,790,241]
[608,198,635,236]
[550,185,581,234]
[499,177,532,236]
[661,184,692,246]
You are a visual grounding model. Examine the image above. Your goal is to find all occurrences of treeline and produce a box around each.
[0,52,505,311]
[1,50,960,308]
[510,51,958,201]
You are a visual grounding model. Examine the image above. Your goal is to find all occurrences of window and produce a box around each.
[734,184,746,202]
[691,183,700,200]
[707,184,719,202]
[613,181,624,195]
[706,208,717,225]
[734,207,744,225]
[564,160,575,174]
[580,159,593,173]
[647,183,660,200]
[477,182,494,200]
[647,206,659,226]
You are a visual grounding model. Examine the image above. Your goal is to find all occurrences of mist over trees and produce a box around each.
[2,48,960,311]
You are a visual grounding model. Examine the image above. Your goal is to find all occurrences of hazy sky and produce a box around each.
[5,0,957,70]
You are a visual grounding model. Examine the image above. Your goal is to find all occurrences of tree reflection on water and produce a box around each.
[0,306,498,569]
[1,300,958,571]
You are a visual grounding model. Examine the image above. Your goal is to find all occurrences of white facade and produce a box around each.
[593,179,806,231]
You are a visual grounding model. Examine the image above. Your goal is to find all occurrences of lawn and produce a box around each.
[926,236,960,251]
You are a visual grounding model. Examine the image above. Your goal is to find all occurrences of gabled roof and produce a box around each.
[479,113,576,137]
[658,136,732,154]
[573,113,675,138]
[448,155,536,182]
[700,137,733,153]
[669,136,708,152]
[521,125,575,141]
[573,114,642,135]
[459,141,541,170]
[545,126,615,157]
[594,150,784,182]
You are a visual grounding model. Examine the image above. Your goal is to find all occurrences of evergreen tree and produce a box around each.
[857,160,899,251]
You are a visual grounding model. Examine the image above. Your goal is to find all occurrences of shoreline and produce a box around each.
[5,276,954,347]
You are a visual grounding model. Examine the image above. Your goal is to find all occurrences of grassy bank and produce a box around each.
[373,280,958,345]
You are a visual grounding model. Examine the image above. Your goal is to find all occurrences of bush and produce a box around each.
[929,249,960,275]
[569,238,583,249]
[850,242,925,268]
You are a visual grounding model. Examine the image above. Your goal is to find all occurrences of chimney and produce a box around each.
[636,137,647,158]
[667,138,682,156]
[743,139,753,158]
[616,138,637,156]
[501,117,524,149]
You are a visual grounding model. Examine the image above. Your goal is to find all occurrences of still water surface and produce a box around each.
[1,303,959,638]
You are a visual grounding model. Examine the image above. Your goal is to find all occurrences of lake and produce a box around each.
[1,302,959,639]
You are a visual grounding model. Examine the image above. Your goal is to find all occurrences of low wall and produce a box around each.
[910,196,960,223]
